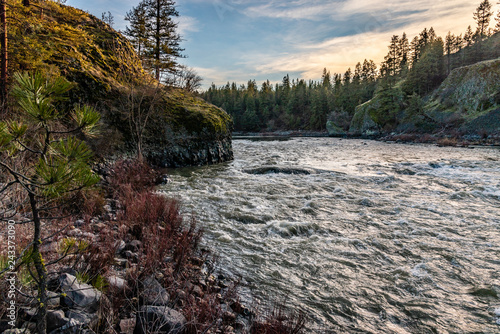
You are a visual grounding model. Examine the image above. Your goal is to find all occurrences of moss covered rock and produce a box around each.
[431,58,500,114]
[8,0,233,167]
[349,101,380,136]
[326,121,346,136]
[426,58,500,136]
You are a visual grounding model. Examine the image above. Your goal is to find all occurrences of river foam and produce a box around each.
[160,138,500,333]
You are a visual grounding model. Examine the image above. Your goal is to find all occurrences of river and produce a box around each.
[159,138,500,333]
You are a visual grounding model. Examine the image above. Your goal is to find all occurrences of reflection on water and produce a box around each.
[159,138,500,333]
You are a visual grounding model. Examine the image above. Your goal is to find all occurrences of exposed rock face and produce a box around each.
[148,134,233,168]
[340,58,500,138]
[427,58,500,136]
[144,90,234,168]
[134,306,186,334]
[326,120,347,136]
[349,102,381,137]
[432,58,500,113]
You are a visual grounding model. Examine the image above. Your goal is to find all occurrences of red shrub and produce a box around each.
[106,159,161,198]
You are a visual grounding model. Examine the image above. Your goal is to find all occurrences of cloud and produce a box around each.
[177,16,200,35]
[236,0,479,82]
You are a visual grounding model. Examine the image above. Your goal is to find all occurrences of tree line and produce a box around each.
[201,0,500,132]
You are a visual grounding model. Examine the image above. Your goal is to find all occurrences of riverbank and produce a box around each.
[233,131,500,147]
[0,159,307,334]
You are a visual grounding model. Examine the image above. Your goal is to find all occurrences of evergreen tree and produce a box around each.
[445,31,455,74]
[385,35,400,77]
[403,38,445,96]
[353,62,362,85]
[125,3,149,59]
[474,0,493,38]
[361,59,377,82]
[409,36,420,66]
[464,25,474,46]
[0,72,100,334]
[321,68,331,88]
[125,0,184,81]
[399,32,410,74]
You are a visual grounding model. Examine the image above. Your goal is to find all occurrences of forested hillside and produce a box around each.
[202,0,500,139]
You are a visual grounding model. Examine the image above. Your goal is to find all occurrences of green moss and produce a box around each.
[162,90,232,136]
[7,0,233,154]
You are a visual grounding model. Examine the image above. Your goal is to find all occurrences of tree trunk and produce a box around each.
[155,0,160,81]
[0,0,7,102]
[29,191,47,334]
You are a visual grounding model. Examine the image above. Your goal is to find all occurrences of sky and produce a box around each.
[66,0,499,89]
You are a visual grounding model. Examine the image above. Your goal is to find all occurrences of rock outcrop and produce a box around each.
[348,101,381,137]
[9,1,233,168]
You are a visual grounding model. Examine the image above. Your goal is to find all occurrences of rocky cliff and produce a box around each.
[7,0,233,167]
[328,58,500,140]
[427,58,500,136]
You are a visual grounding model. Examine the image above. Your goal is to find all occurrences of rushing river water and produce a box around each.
[159,138,500,333]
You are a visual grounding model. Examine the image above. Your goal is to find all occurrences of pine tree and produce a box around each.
[0,72,100,334]
[410,36,420,66]
[403,38,445,96]
[464,25,474,46]
[399,32,410,74]
[445,31,455,74]
[125,0,184,81]
[386,35,400,77]
[321,68,331,88]
[353,62,362,85]
[474,0,493,38]
[361,59,377,82]
[125,2,149,60]
[495,2,500,32]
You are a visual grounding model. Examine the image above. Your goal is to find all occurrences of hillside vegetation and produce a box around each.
[202,6,500,143]
[3,0,233,166]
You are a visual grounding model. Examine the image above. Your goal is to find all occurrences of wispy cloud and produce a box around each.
[68,0,493,88]
[177,16,200,35]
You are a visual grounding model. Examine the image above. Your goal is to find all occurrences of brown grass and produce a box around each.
[251,302,307,334]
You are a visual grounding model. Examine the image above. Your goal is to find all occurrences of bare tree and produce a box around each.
[166,65,203,92]
[118,79,163,161]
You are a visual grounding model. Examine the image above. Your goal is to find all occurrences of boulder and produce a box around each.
[66,310,99,328]
[120,318,136,334]
[59,273,101,311]
[48,318,97,334]
[108,275,127,290]
[47,310,69,332]
[141,276,170,306]
[326,120,347,136]
[349,103,380,137]
[134,306,186,334]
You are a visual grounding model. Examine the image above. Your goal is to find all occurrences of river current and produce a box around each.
[159,138,500,333]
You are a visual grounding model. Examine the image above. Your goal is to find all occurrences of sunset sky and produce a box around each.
[67,0,498,88]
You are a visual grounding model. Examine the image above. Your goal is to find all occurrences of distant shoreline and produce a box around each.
[232,131,500,147]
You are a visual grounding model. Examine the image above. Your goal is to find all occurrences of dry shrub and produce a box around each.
[119,191,182,235]
[106,159,161,197]
[251,302,307,334]
[436,137,458,147]
[67,188,106,219]
[418,133,435,143]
